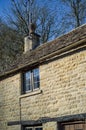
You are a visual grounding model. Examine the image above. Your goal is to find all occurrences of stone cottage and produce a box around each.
[0,24,86,130]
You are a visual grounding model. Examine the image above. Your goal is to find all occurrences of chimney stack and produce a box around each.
[24,23,40,53]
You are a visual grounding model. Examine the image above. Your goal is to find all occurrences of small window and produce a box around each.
[23,68,40,93]
[23,126,42,130]
[25,128,32,130]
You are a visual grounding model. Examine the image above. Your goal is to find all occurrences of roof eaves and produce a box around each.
[0,24,86,78]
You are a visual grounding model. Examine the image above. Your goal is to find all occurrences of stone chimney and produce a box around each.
[24,23,40,53]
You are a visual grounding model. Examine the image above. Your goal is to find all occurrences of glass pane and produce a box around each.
[35,128,42,130]
[26,72,31,79]
[34,76,39,82]
[33,68,40,89]
[25,84,31,91]
[34,82,40,89]
[25,128,32,130]
[24,71,32,91]
[33,68,39,75]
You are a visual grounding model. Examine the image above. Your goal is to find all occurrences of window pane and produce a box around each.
[25,128,32,130]
[24,71,32,92]
[33,68,40,89]
[35,128,42,130]
[33,68,39,75]
[34,82,40,89]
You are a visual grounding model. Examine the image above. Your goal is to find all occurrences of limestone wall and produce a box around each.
[0,48,86,130]
[0,74,21,130]
[20,49,86,120]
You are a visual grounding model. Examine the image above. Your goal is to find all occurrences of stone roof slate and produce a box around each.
[0,24,86,77]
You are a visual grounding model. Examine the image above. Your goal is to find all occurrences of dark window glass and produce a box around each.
[25,128,32,130]
[24,71,32,92]
[35,128,42,130]
[33,68,40,89]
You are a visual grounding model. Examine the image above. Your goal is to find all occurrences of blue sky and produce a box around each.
[0,0,11,19]
[0,0,62,22]
[0,0,10,10]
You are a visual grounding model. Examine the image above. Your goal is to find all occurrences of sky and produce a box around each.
[0,0,62,22]
[0,0,9,9]
[0,0,11,20]
[0,0,60,14]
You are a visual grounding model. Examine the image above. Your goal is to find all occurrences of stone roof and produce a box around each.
[0,24,86,78]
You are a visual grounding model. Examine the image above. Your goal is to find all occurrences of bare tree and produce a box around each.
[61,0,86,28]
[7,0,62,43]
[0,0,65,70]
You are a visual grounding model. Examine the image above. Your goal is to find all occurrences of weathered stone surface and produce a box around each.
[0,74,21,130]
[0,25,86,130]
[43,122,57,130]
[0,47,86,130]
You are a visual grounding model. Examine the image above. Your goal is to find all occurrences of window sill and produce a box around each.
[19,89,42,99]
